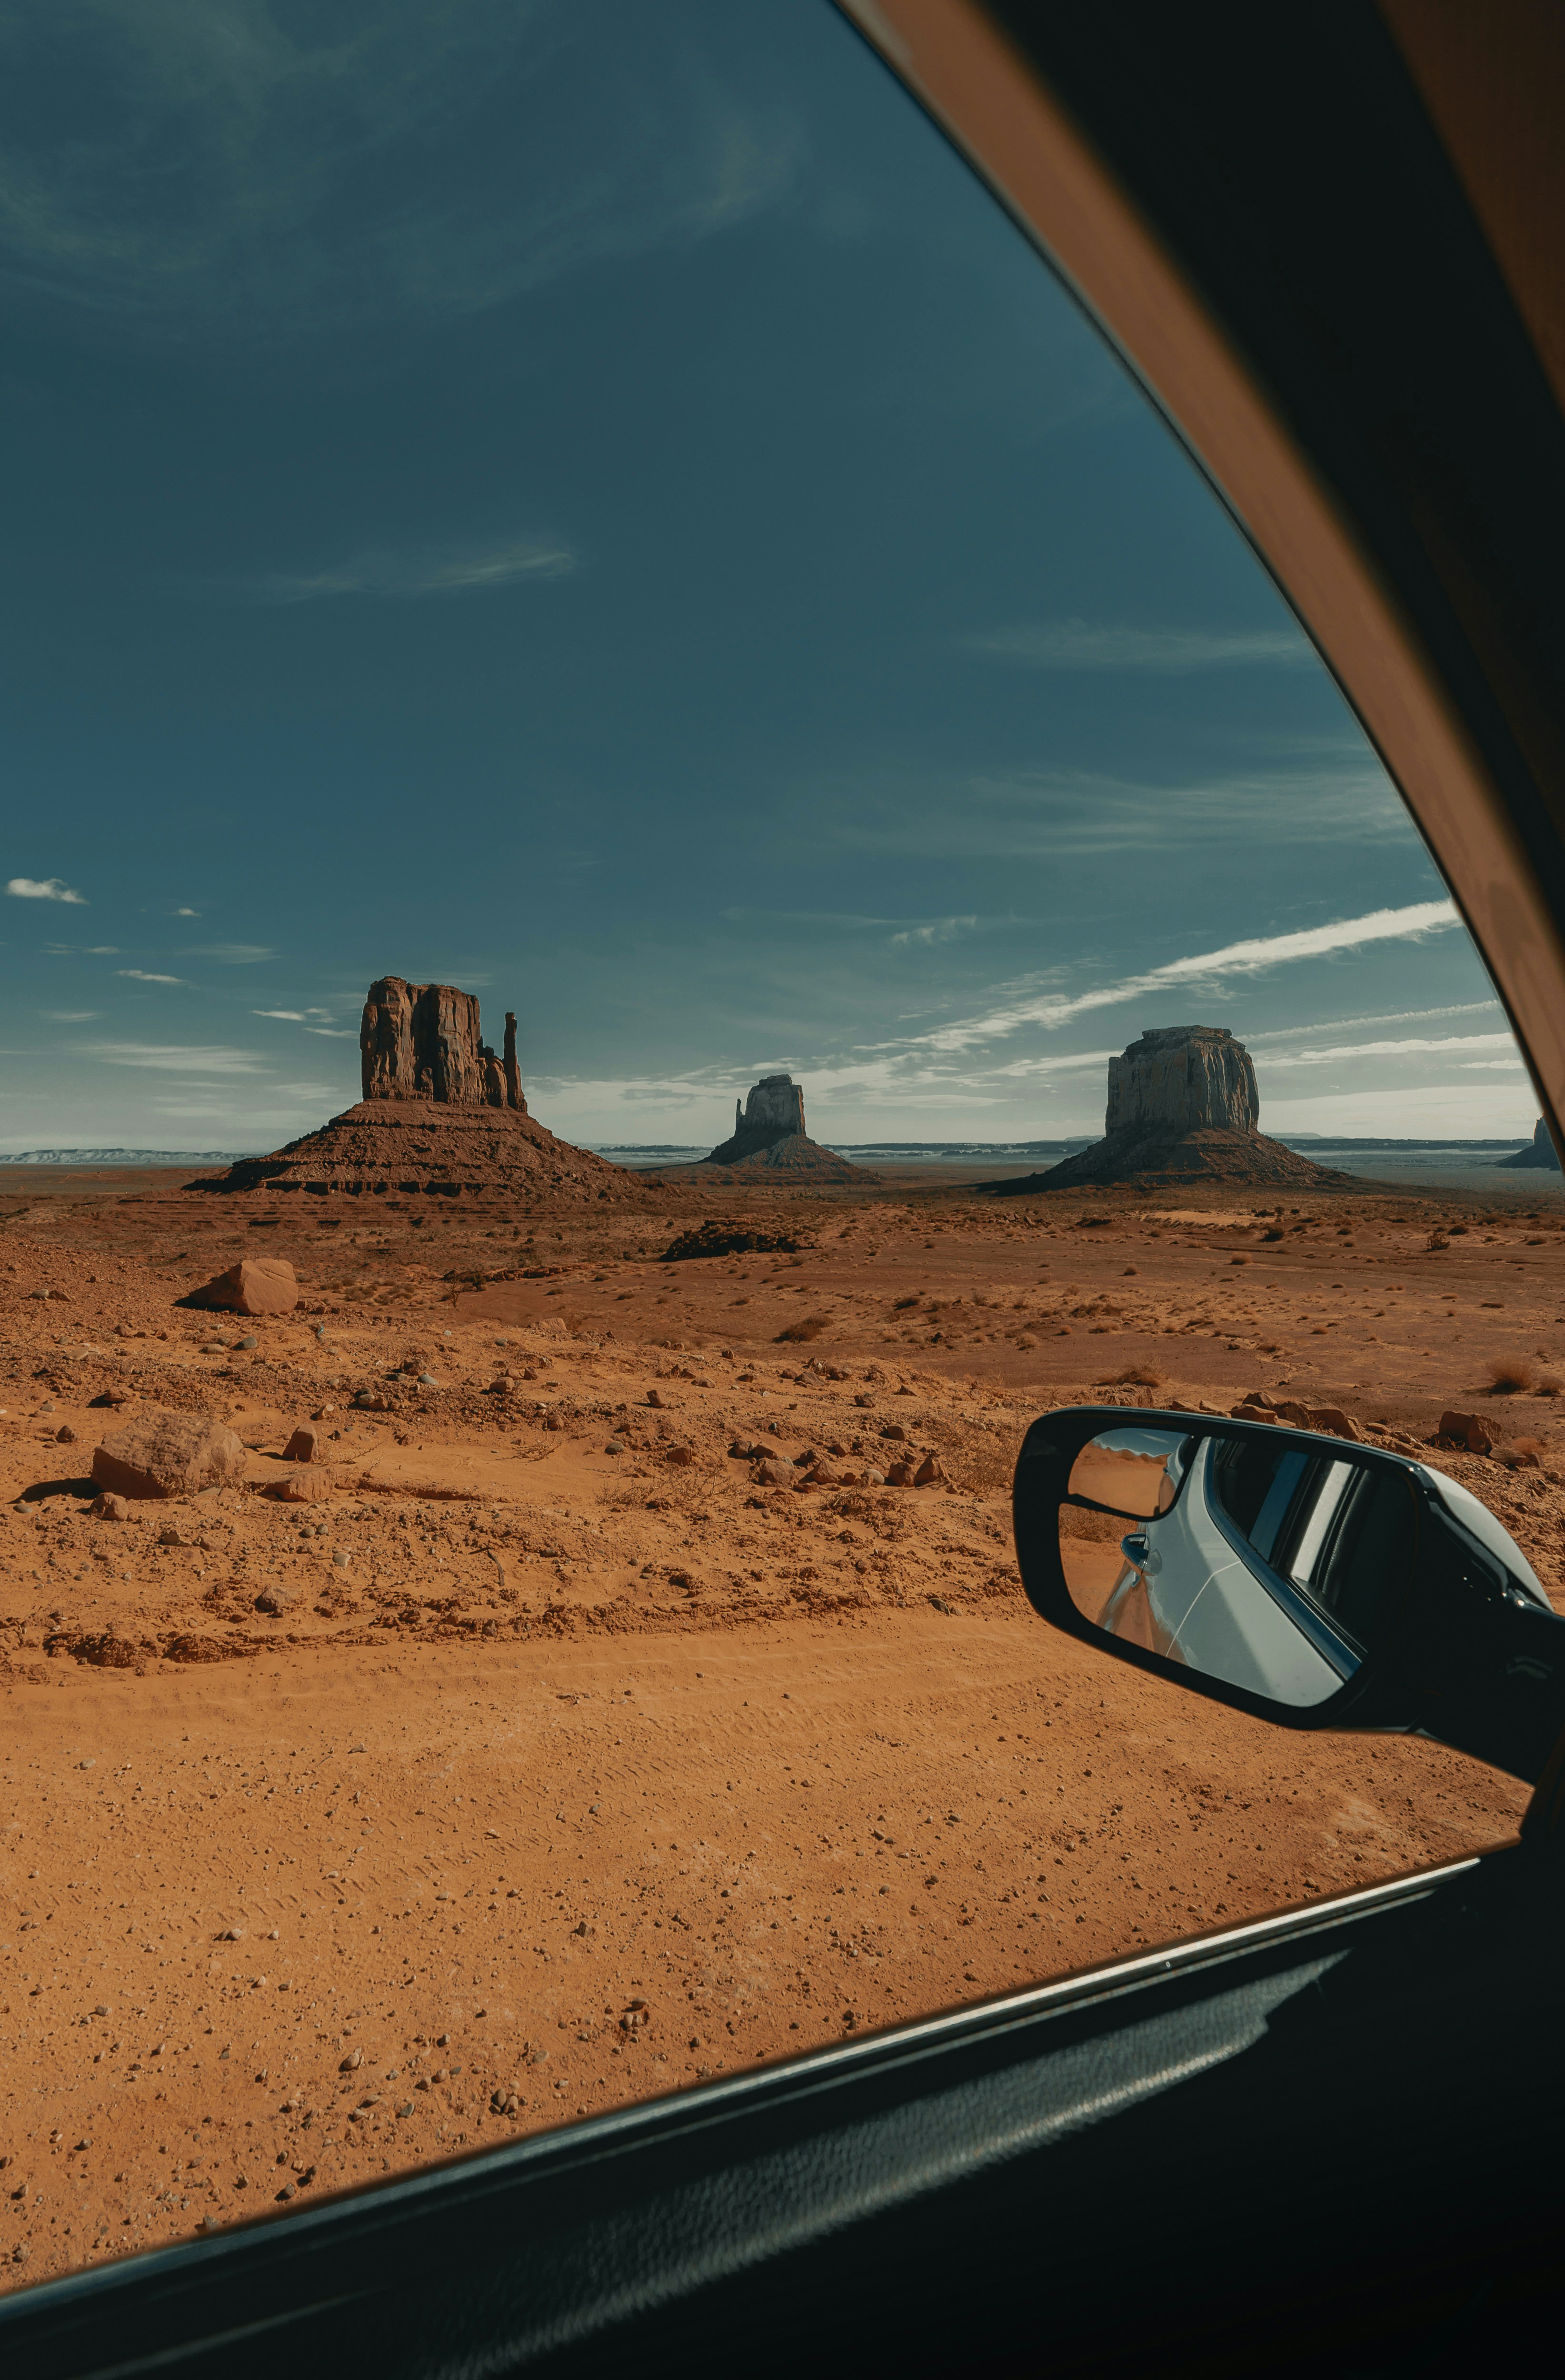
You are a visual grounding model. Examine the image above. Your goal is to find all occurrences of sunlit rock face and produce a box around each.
[359,977,527,1112]
[1104,1026,1259,1137]
[700,1073,869,1180]
[982,1022,1348,1194]
[710,1074,808,1162]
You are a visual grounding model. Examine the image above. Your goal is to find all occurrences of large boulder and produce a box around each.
[186,1257,298,1316]
[92,1407,246,1500]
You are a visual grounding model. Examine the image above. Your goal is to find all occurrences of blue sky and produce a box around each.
[0,0,1527,1152]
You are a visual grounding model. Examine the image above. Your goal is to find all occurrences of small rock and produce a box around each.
[235,1336,259,1352]
[646,1389,665,1408]
[55,1423,79,1445]
[913,1453,944,1487]
[666,1445,696,1468]
[885,1458,917,1487]
[1438,1408,1495,1455]
[185,1258,298,1317]
[220,1925,244,1942]
[605,1438,625,1454]
[254,1587,291,1616]
[879,1422,908,1442]
[265,1470,331,1504]
[282,1425,322,1463]
[91,1491,132,1522]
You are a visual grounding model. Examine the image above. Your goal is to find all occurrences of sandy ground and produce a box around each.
[2,1161,1561,2284]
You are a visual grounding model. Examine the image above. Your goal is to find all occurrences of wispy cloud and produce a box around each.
[254,1007,335,1021]
[39,1009,99,1022]
[1263,1031,1518,1068]
[249,536,574,604]
[818,761,1410,860]
[1244,1000,1501,1042]
[180,942,274,963]
[888,916,979,948]
[876,901,1463,1059]
[89,1043,272,1074]
[963,618,1312,672]
[7,875,86,903]
[174,905,199,916]
[117,968,183,984]
[307,1026,357,1037]
[0,8,800,350]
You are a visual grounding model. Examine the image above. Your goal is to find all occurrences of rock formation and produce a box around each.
[190,976,658,1208]
[984,1025,1352,1195]
[702,1074,874,1182]
[184,1257,298,1315]
[360,977,528,1111]
[1105,1026,1258,1135]
[1496,1117,1562,1170]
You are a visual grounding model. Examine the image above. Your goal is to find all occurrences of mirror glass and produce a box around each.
[1059,1426,1415,1706]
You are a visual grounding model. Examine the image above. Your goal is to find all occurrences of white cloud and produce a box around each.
[1263,1031,1518,1068]
[888,916,979,948]
[1244,1000,1501,1041]
[117,969,184,984]
[7,875,86,903]
[963,619,1313,671]
[307,1026,357,1037]
[90,1043,272,1074]
[878,901,1464,1059]
[39,1009,99,1022]
[180,942,274,963]
[174,905,199,916]
[250,536,575,604]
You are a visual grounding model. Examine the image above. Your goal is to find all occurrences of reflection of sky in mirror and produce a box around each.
[0,0,1525,1151]
[1087,1430,1187,1463]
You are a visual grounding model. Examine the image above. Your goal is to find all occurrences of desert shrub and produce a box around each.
[1484,1353,1538,1393]
[1108,1363,1165,1387]
[893,1294,921,1310]
[1537,1372,1564,1397]
[661,1222,810,1262]
[775,1316,828,1343]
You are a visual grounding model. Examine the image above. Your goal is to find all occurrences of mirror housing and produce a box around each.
[1015,1407,1565,1785]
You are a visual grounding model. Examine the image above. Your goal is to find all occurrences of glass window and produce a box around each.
[0,0,1543,2290]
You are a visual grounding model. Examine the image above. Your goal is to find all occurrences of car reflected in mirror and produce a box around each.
[1062,1424,1415,1705]
[1018,1408,1565,1782]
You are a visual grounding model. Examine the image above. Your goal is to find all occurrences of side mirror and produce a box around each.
[1014,1408,1565,1785]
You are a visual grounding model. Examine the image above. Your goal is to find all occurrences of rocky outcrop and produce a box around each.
[190,974,658,1206]
[1105,1026,1257,1134]
[188,1101,658,1206]
[984,1025,1352,1195]
[1496,1118,1561,1170]
[708,1075,808,1163]
[360,977,528,1112]
[702,1074,875,1181]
